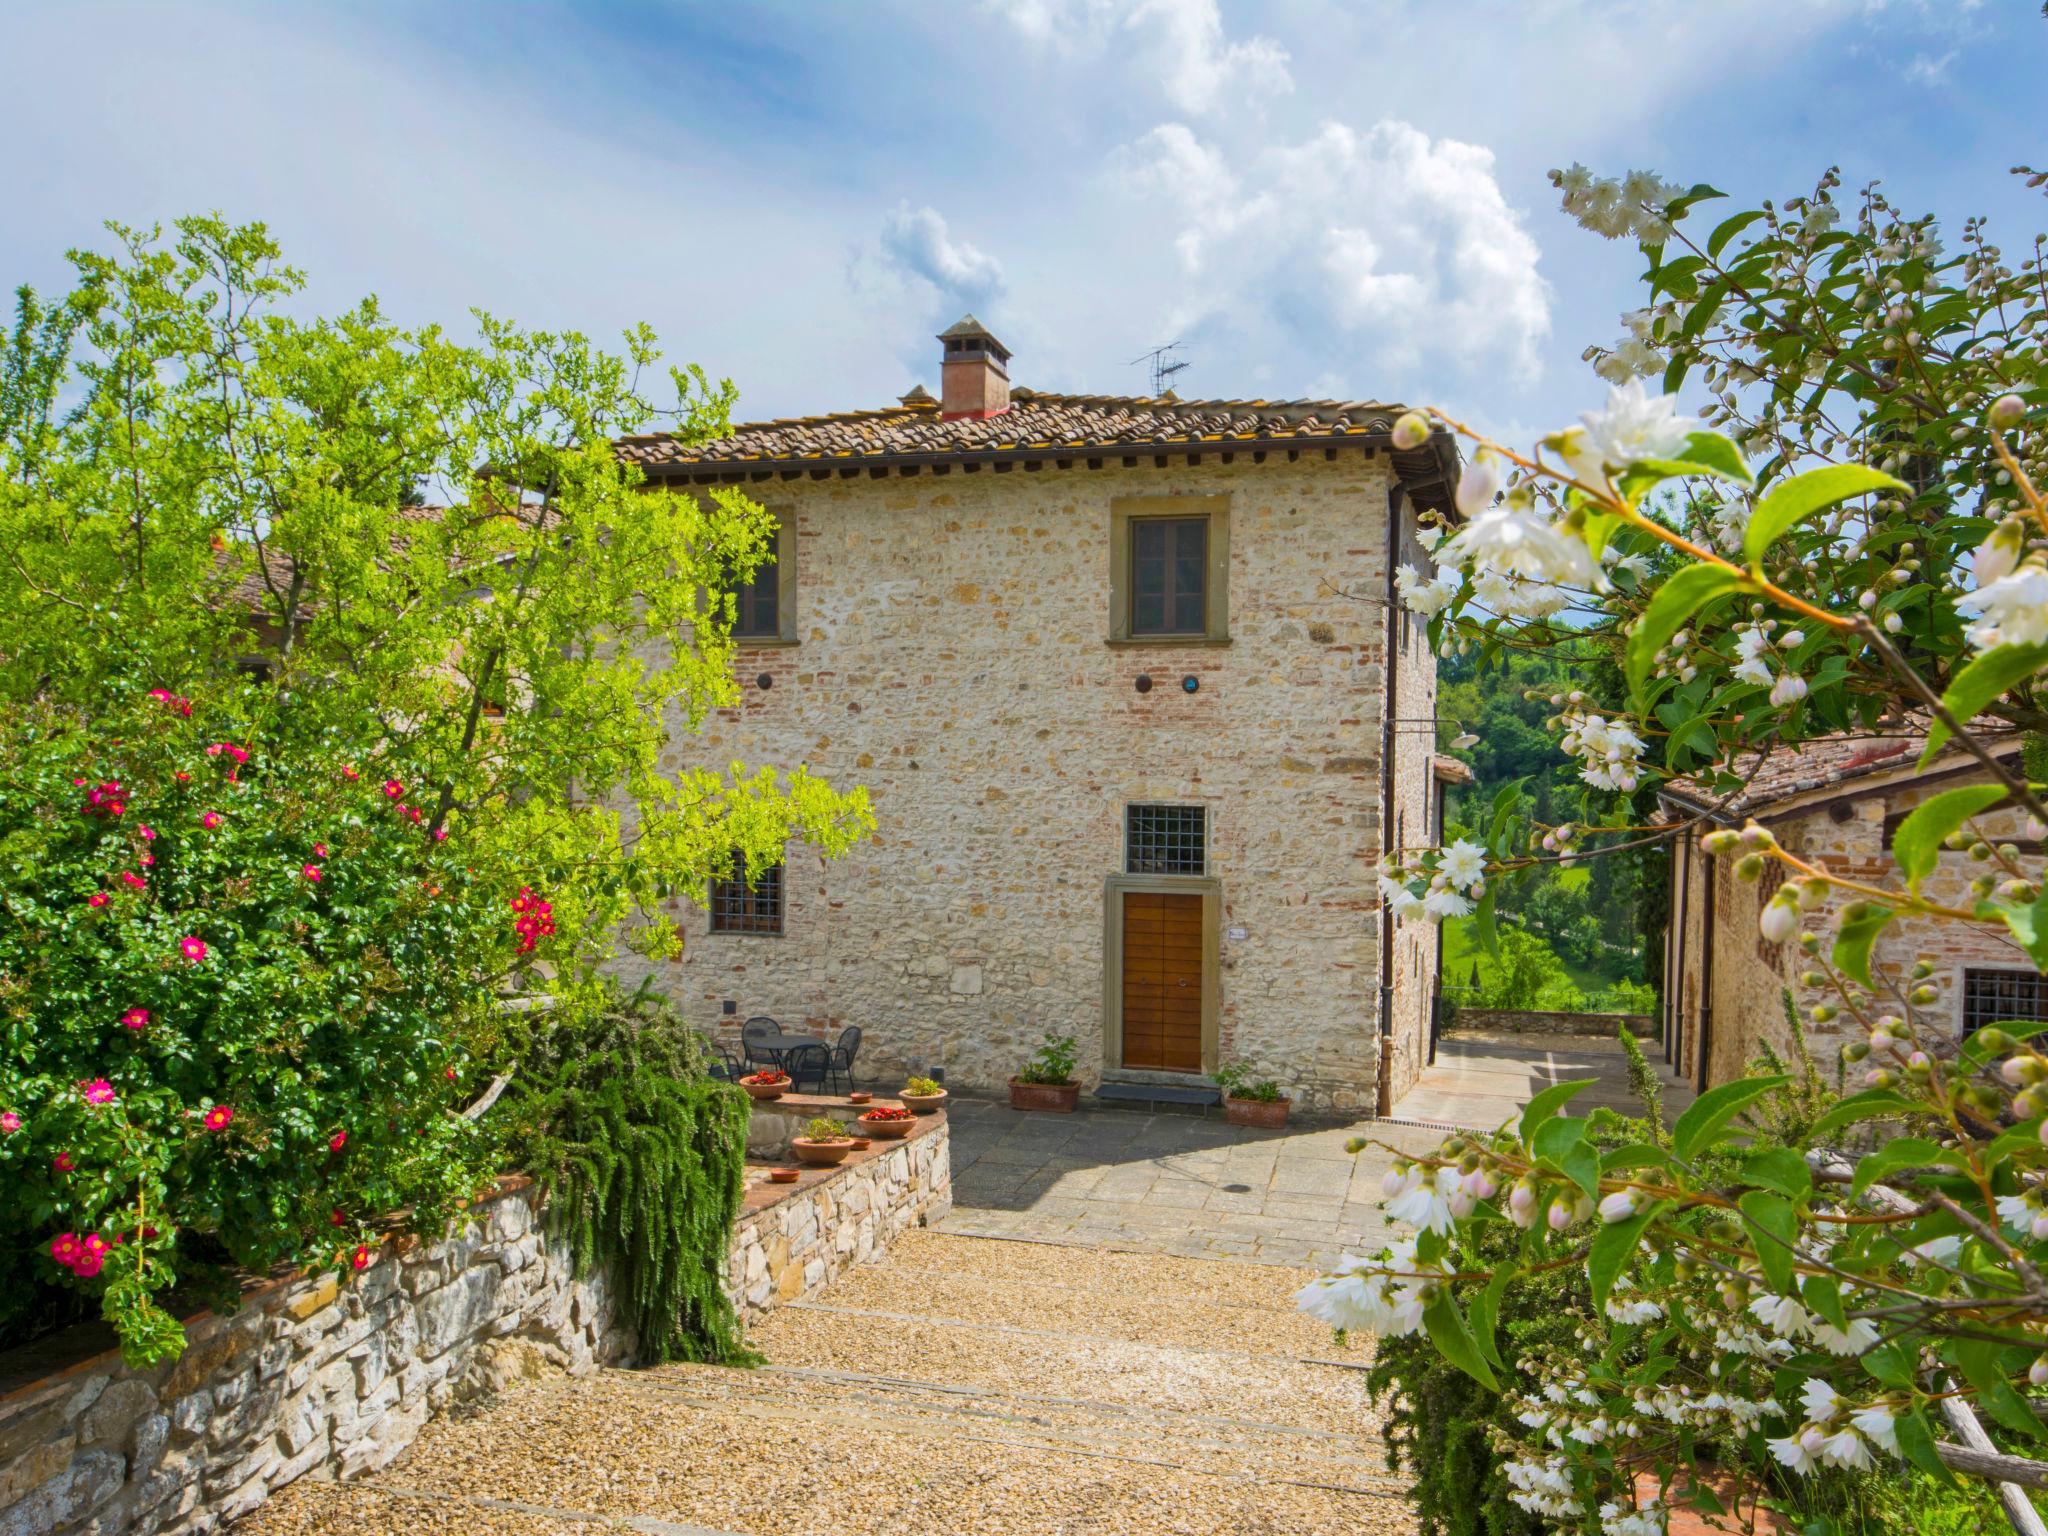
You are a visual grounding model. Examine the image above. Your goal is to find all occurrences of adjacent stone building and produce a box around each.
[613,319,1464,1116]
[1658,727,2038,1090]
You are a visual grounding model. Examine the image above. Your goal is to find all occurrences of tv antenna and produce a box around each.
[1130,342,1189,397]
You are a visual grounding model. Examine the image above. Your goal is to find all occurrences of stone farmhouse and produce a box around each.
[1658,727,2038,1091]
[611,318,1467,1117]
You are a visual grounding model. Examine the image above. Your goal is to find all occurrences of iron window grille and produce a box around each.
[1126,803,1207,876]
[1962,968,2048,1038]
[709,858,784,935]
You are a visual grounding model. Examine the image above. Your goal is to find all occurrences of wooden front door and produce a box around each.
[1120,891,1204,1071]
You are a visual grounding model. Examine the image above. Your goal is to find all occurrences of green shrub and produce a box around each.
[1212,1059,1283,1101]
[0,697,530,1363]
[904,1076,943,1097]
[1018,1032,1079,1085]
[509,984,753,1365]
[802,1117,847,1140]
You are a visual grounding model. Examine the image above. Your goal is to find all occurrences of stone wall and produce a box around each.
[0,1180,627,1536]
[726,1106,952,1320]
[615,453,1437,1117]
[1448,1008,1659,1040]
[1677,766,2041,1089]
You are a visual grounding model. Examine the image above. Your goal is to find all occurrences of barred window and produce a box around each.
[709,858,783,935]
[1126,803,1207,876]
[1962,968,2048,1038]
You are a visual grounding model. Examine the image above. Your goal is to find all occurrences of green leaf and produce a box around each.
[1561,1141,1602,1202]
[1738,1191,1797,1293]
[1662,712,1717,774]
[1954,1339,2048,1442]
[1533,1114,1588,1168]
[1602,1142,1674,1175]
[1520,1080,1594,1146]
[1800,1274,1846,1331]
[1740,1147,1813,1198]
[1920,641,2048,767]
[2000,892,2048,970]
[1707,209,1765,259]
[1423,1289,1499,1391]
[1474,884,1500,962]
[1832,905,1897,989]
[1893,1408,1957,1487]
[1860,1341,1918,1390]
[1627,563,1747,701]
[1671,1074,1790,1162]
[1469,1264,1512,1372]
[1851,1136,1942,1199]
[1742,464,1909,567]
[1671,431,1753,485]
[1810,1089,1918,1140]
[1588,1203,1664,1313]
[1893,784,2009,892]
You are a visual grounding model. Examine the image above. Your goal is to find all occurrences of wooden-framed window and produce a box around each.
[709,857,784,935]
[726,516,797,645]
[1108,495,1229,645]
[1962,968,2048,1038]
[1126,803,1207,877]
[1130,516,1208,637]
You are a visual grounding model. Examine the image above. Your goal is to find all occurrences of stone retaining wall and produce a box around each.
[1447,1008,1658,1040]
[727,1104,951,1320]
[0,1103,951,1536]
[0,1179,627,1536]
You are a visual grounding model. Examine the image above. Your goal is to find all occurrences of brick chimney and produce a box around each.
[938,314,1011,420]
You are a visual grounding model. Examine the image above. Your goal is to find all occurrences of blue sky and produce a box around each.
[2,1,2040,442]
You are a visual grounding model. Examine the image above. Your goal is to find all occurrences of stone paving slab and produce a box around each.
[937,1098,1439,1268]
[1388,1029,1693,1131]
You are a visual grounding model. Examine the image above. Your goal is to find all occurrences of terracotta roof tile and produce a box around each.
[618,388,1459,515]
[1662,719,2020,817]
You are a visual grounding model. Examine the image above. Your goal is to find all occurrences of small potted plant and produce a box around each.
[1213,1060,1290,1129]
[899,1075,948,1115]
[739,1067,791,1102]
[791,1115,857,1166]
[858,1104,915,1139]
[1009,1032,1080,1113]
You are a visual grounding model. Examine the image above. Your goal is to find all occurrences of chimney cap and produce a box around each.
[936,313,1010,361]
[897,383,936,407]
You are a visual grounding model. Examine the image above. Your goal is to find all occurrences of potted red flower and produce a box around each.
[858,1105,915,1139]
[740,1068,791,1102]
[1213,1060,1290,1130]
[790,1116,857,1167]
[1009,1032,1080,1113]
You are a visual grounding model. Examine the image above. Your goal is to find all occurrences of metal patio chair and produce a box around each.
[740,1016,781,1071]
[820,1024,863,1094]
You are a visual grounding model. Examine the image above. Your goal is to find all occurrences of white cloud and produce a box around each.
[1117,118,1551,391]
[1905,48,1958,84]
[878,204,1006,309]
[986,0,1290,115]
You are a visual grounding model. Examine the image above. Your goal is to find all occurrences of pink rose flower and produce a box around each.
[72,1251,104,1279]
[313,842,328,857]
[49,1233,81,1266]
[351,1245,372,1270]
[139,824,156,840]
[432,826,449,842]
[329,1130,348,1152]
[87,893,109,909]
[119,871,145,890]
[383,779,404,800]
[52,1153,74,1173]
[0,1111,21,1133]
[121,1008,149,1031]
[179,936,208,962]
[302,863,322,882]
[80,1078,117,1106]
[204,1105,234,1131]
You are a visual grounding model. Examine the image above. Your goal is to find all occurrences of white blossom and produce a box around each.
[1386,1164,1460,1235]
[1850,1403,1900,1457]
[1423,887,1473,920]
[1455,446,1506,519]
[1808,1317,1880,1355]
[1955,562,2048,651]
[1444,498,1597,587]
[1438,839,1488,890]
[1579,378,1698,470]
[1749,1292,1810,1339]
[1767,1432,1816,1474]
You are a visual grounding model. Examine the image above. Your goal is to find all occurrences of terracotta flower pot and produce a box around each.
[859,1111,914,1139]
[768,1168,800,1184]
[742,1078,789,1102]
[850,1138,872,1151]
[899,1088,948,1116]
[1223,1096,1291,1130]
[848,1091,873,1104]
[791,1137,856,1167]
[1009,1079,1080,1113]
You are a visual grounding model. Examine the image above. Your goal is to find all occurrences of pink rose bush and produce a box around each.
[0,693,557,1364]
